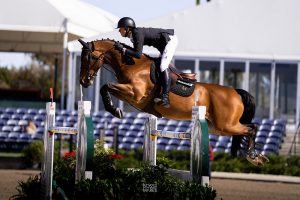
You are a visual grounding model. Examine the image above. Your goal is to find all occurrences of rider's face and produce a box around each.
[119,27,127,37]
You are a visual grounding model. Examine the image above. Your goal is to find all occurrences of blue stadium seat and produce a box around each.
[133,118,145,126]
[5,132,19,142]
[131,143,143,150]
[7,119,18,127]
[261,119,273,126]
[0,119,5,128]
[5,108,15,115]
[36,127,44,134]
[262,144,278,155]
[165,145,177,151]
[118,143,131,150]
[209,134,219,142]
[118,130,127,138]
[0,114,10,121]
[16,108,27,115]
[157,144,166,150]
[136,112,148,119]
[38,109,47,116]
[27,108,38,115]
[179,140,190,147]
[31,133,43,140]
[22,114,33,121]
[56,115,64,123]
[218,136,231,143]
[178,120,191,128]
[105,129,114,137]
[129,124,143,132]
[17,133,32,143]
[157,138,169,146]
[268,131,283,140]
[71,110,78,117]
[0,132,8,142]
[1,125,13,133]
[177,146,190,151]
[252,117,262,126]
[34,115,45,123]
[137,131,144,138]
[213,147,225,153]
[256,130,269,139]
[12,126,22,133]
[67,116,77,124]
[157,118,168,126]
[166,120,178,126]
[266,138,280,146]
[168,138,180,146]
[124,112,137,119]
[133,137,144,145]
[215,141,228,149]
[163,125,176,131]
[258,124,271,132]
[11,114,21,120]
[174,126,188,132]
[59,110,71,117]
[255,137,266,145]
[122,137,134,144]
[125,131,139,138]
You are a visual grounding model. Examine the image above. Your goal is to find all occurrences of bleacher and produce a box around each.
[0,107,286,156]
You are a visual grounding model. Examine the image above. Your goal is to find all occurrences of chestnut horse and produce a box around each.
[78,39,268,166]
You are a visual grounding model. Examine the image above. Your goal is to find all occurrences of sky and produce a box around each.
[0,0,201,68]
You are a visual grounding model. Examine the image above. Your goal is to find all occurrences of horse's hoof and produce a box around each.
[113,108,123,119]
[246,155,264,166]
[258,154,269,163]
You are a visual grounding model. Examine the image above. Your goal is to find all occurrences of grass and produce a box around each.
[0,152,23,157]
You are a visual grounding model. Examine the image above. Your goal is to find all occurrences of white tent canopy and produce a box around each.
[0,0,119,53]
[71,0,300,61]
[142,0,300,61]
[0,0,119,109]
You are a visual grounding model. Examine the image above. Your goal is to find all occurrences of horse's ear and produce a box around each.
[78,39,90,50]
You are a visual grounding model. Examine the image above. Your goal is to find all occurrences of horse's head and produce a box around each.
[78,39,114,87]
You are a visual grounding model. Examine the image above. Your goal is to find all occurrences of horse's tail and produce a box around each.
[231,89,256,157]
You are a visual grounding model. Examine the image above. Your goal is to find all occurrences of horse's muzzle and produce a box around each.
[80,77,93,88]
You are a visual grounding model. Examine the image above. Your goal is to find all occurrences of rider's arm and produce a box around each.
[124,30,144,58]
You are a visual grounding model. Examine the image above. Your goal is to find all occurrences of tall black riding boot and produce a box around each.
[160,68,171,108]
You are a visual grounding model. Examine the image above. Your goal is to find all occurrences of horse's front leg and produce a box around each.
[100,84,123,118]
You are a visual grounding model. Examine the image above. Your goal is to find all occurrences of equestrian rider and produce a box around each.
[115,17,178,108]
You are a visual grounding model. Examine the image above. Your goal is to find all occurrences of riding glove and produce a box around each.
[114,42,125,53]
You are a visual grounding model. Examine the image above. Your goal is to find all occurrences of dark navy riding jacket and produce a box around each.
[125,27,174,58]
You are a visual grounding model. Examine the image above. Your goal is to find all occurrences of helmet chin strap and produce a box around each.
[124,27,131,37]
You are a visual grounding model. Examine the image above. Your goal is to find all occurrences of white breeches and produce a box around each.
[160,35,178,72]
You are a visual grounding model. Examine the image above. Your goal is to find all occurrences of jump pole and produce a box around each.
[41,100,94,200]
[143,106,209,186]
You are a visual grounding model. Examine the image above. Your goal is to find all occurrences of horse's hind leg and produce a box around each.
[245,124,269,166]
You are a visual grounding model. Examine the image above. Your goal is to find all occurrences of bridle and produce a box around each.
[82,43,115,81]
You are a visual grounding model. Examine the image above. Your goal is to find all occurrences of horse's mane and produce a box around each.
[93,38,154,60]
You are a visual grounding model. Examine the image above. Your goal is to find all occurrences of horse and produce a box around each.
[78,38,269,166]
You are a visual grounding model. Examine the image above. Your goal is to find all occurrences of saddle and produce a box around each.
[150,60,197,97]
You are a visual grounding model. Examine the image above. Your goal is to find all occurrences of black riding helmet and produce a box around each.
[117,17,136,28]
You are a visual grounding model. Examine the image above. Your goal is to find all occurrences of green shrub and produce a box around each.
[21,140,43,168]
[13,141,216,200]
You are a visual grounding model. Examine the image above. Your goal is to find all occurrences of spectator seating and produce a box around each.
[0,106,287,155]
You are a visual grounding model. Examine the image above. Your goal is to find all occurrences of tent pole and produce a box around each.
[61,19,68,110]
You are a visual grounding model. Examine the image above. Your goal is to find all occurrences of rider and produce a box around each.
[115,17,178,108]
